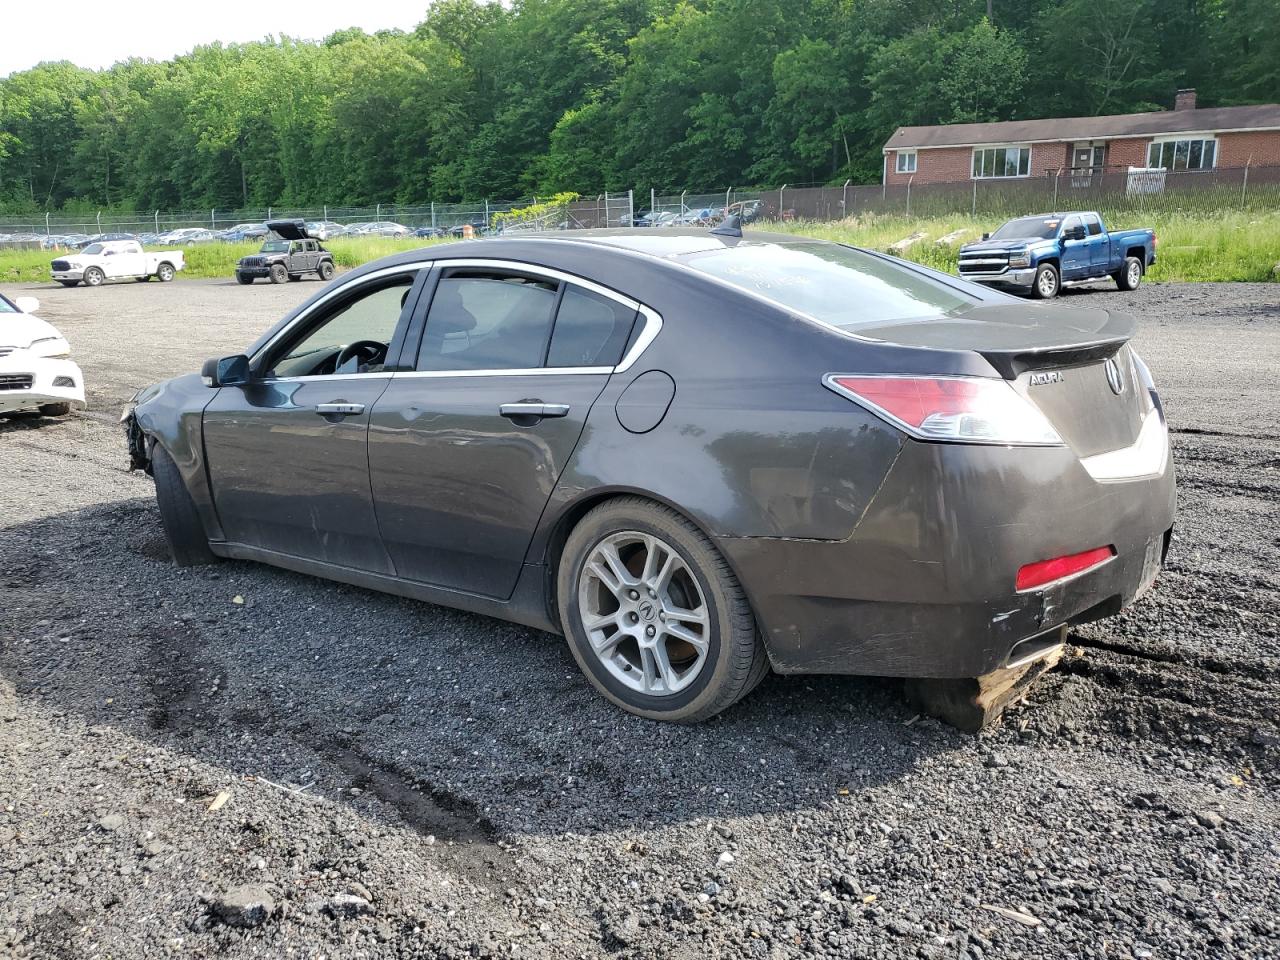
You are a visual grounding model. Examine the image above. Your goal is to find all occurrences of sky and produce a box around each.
[0,1,429,77]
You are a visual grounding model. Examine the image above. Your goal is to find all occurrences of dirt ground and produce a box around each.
[1,275,1278,959]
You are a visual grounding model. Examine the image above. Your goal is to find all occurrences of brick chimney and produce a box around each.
[1175,88,1197,111]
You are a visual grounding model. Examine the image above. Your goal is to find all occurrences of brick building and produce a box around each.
[882,90,1280,185]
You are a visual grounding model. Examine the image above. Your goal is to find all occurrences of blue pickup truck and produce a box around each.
[957,212,1156,299]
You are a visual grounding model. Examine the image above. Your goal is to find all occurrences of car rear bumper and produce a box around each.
[718,431,1176,679]
[0,355,86,413]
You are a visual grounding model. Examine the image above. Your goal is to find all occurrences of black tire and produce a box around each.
[557,497,769,723]
[156,262,176,282]
[1031,262,1059,299]
[269,263,288,284]
[1115,255,1143,291]
[318,260,335,281]
[235,272,253,285]
[38,402,72,417]
[83,267,105,287]
[151,445,218,566]
[57,280,79,287]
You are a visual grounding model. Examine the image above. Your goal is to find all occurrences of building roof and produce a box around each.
[885,103,1280,151]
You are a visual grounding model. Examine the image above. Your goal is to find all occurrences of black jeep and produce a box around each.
[235,219,336,285]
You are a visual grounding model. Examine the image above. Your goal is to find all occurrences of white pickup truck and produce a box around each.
[50,240,184,287]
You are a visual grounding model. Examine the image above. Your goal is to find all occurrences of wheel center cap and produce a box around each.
[638,600,656,622]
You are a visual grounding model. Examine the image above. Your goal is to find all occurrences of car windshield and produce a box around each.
[261,240,290,253]
[678,241,978,330]
[989,216,1062,240]
[82,243,105,255]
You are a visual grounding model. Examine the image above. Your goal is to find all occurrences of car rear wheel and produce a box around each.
[83,267,105,287]
[38,402,71,417]
[318,261,335,281]
[151,445,218,567]
[269,263,288,284]
[235,272,253,285]
[1031,263,1059,299]
[1115,256,1143,291]
[558,497,769,723]
[156,262,176,282]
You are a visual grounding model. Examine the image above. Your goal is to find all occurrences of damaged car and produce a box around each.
[235,220,336,285]
[123,226,1175,723]
[1,293,86,417]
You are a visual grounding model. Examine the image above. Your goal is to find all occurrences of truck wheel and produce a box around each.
[151,445,218,567]
[1031,263,1059,299]
[83,267,105,287]
[235,272,253,285]
[1115,256,1143,291]
[156,262,176,282]
[269,263,288,284]
[318,260,335,281]
[39,402,72,417]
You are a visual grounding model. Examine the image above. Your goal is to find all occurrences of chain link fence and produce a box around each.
[1,165,1275,249]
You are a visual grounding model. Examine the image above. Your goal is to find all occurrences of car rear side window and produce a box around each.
[548,286,637,368]
[679,242,977,331]
[418,272,558,371]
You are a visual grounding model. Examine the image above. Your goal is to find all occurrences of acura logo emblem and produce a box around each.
[638,600,656,621]
[1104,358,1125,396]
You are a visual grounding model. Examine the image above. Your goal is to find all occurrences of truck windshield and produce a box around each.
[989,216,1062,240]
[678,241,978,331]
[261,240,290,253]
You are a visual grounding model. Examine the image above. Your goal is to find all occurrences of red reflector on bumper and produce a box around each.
[1016,546,1116,592]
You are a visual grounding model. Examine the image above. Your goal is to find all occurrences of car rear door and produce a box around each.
[202,265,428,572]
[367,260,642,598]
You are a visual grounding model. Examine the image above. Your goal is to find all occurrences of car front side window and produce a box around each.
[264,272,418,379]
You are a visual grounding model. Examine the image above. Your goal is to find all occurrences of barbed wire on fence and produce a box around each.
[1,164,1275,247]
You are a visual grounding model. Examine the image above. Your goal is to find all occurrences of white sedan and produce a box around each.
[0,293,86,417]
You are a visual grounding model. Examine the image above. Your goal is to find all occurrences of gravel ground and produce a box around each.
[1,277,1278,959]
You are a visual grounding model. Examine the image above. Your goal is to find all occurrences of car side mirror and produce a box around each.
[201,354,250,388]
[981,232,990,241]
[14,296,39,314]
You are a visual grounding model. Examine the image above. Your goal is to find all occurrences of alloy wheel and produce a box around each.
[1037,269,1056,297]
[577,531,710,696]
[1127,260,1141,287]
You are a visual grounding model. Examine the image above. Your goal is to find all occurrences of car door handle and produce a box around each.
[499,401,570,420]
[315,401,365,417]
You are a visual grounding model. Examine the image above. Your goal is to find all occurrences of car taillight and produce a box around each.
[1015,546,1115,591]
[823,374,1063,446]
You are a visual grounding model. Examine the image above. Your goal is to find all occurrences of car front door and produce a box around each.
[368,261,642,598]
[1058,215,1088,280]
[106,246,144,278]
[1083,215,1109,274]
[202,266,427,572]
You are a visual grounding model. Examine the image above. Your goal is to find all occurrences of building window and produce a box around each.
[895,151,917,174]
[972,146,1031,179]
[1147,138,1217,170]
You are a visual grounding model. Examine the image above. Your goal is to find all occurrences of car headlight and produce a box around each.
[29,336,71,358]
[1008,250,1031,268]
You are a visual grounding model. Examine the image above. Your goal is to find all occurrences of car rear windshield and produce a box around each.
[990,216,1062,240]
[677,242,978,331]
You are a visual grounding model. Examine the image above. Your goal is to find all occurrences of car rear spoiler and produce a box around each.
[978,336,1129,379]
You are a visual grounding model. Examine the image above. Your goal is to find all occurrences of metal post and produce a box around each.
[905,178,912,217]
[627,189,634,228]
[680,190,686,216]
[651,187,656,216]
[431,202,436,231]
[972,179,978,217]
[375,203,380,222]
[1053,169,1061,209]
[485,199,490,227]
[1242,160,1250,208]
[726,187,733,213]
[267,206,272,221]
[842,179,850,217]
[45,212,50,235]
[155,210,160,232]
[779,183,787,218]
[324,205,328,221]
[96,211,102,232]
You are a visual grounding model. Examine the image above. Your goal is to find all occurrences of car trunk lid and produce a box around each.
[855,303,1147,457]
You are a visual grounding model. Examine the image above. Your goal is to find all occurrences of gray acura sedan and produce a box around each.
[123,228,1175,722]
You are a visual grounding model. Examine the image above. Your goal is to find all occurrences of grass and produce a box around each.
[1,212,1276,285]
